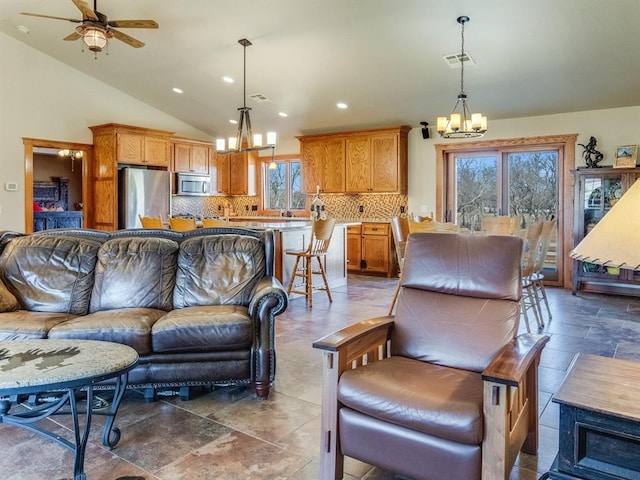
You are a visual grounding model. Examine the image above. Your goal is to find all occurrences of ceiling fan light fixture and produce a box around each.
[77,25,110,52]
[437,16,488,139]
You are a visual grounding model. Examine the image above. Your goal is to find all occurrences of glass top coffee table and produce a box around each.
[0,339,139,480]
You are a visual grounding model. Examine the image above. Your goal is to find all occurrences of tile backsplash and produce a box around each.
[171,193,408,219]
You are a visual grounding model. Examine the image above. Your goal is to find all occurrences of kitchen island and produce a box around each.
[227,218,352,295]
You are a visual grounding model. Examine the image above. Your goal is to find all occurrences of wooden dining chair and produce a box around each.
[389,216,409,315]
[286,218,336,308]
[530,217,556,323]
[201,217,227,228]
[408,219,459,233]
[138,214,164,228]
[521,221,544,332]
[482,216,520,235]
[168,216,197,231]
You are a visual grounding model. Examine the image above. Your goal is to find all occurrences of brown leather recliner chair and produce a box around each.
[313,232,549,480]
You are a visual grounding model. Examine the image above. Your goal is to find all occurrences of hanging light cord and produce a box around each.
[459,18,466,98]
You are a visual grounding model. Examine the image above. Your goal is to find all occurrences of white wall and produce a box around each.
[0,32,210,232]
[406,106,640,216]
[2,30,639,232]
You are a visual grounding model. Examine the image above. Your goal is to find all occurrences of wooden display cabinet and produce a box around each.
[572,166,640,295]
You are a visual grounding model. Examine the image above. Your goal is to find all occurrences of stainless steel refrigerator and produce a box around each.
[118,168,171,229]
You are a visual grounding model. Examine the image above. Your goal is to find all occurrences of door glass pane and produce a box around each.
[454,155,498,232]
[507,151,559,278]
[507,151,558,221]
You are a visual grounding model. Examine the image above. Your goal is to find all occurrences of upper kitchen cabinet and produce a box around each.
[299,137,345,194]
[92,123,173,168]
[171,138,211,175]
[215,151,256,196]
[90,123,174,231]
[298,126,410,194]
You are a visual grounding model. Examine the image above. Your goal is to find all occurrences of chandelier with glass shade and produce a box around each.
[216,39,277,155]
[436,16,487,138]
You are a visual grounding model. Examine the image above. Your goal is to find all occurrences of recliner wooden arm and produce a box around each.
[312,316,394,373]
[481,333,550,480]
[483,333,550,386]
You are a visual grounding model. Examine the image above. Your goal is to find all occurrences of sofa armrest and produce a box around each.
[482,333,550,386]
[248,275,288,398]
[248,276,288,318]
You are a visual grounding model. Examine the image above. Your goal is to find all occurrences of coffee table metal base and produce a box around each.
[0,371,129,480]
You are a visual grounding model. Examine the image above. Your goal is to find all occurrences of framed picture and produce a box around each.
[613,144,638,168]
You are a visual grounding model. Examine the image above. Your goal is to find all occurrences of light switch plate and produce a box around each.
[4,182,18,192]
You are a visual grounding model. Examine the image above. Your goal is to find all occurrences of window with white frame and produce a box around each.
[262,157,305,211]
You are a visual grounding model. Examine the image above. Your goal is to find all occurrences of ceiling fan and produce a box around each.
[20,0,158,55]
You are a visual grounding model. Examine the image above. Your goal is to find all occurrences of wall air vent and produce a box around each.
[443,52,475,68]
[249,93,271,103]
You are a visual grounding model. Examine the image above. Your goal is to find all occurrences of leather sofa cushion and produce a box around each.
[393,288,519,373]
[338,356,483,445]
[0,235,100,314]
[90,237,179,313]
[0,311,79,340]
[0,279,19,312]
[48,307,165,355]
[152,305,252,353]
[173,235,266,308]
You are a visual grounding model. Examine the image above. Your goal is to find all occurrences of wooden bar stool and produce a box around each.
[286,218,336,308]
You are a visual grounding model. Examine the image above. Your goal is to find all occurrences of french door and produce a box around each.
[437,136,575,285]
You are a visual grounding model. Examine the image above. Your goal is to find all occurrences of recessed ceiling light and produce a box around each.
[229,119,238,124]
[172,87,183,94]
[336,102,348,110]
[16,25,30,34]
[278,112,288,117]
[223,76,234,84]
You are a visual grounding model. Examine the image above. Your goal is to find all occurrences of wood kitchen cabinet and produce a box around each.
[115,132,170,167]
[572,167,640,295]
[298,125,410,195]
[346,224,362,272]
[345,133,404,192]
[215,151,256,196]
[299,138,345,193]
[347,222,395,277]
[90,123,174,231]
[171,138,210,175]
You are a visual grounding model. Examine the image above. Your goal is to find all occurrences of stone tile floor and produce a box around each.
[1,275,640,479]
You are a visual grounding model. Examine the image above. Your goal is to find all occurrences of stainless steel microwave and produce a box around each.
[176,174,211,196]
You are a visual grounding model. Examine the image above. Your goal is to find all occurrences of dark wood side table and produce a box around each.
[542,353,640,480]
[0,339,138,480]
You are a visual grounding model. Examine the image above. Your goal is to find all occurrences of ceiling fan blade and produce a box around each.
[70,0,98,20]
[20,12,82,23]
[111,29,145,48]
[63,31,82,41]
[108,19,159,29]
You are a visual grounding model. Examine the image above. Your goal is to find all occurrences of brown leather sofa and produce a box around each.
[313,232,549,480]
[0,227,288,400]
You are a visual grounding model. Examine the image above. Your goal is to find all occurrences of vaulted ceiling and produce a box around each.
[2,0,639,141]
